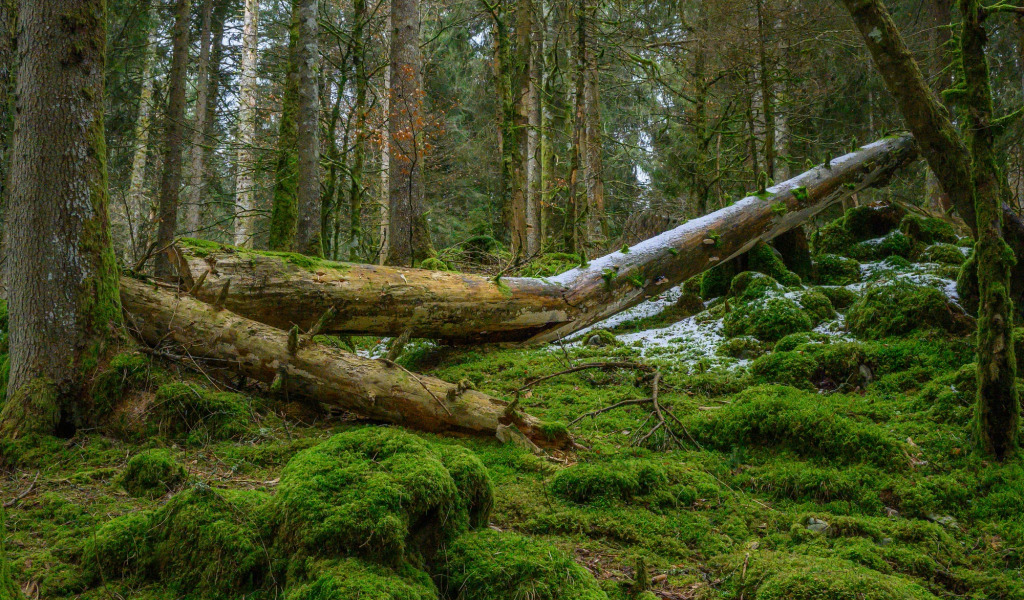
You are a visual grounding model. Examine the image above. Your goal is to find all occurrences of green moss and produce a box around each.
[774,331,829,352]
[848,231,914,261]
[518,253,581,277]
[919,243,967,266]
[89,352,152,417]
[151,383,256,443]
[812,219,856,256]
[537,422,570,445]
[83,510,152,582]
[723,297,814,342]
[147,485,270,597]
[285,558,437,600]
[119,449,187,498]
[956,248,979,316]
[717,336,770,360]
[729,272,783,302]
[844,204,905,240]
[0,376,59,440]
[682,386,904,466]
[899,214,958,246]
[270,428,492,566]
[418,257,450,271]
[814,286,859,310]
[1015,328,1024,374]
[847,282,966,340]
[797,289,836,325]
[583,329,621,347]
[748,242,798,284]
[0,508,21,599]
[744,553,937,600]
[814,254,861,285]
[438,529,608,600]
[700,262,736,298]
[550,461,666,504]
[750,352,818,389]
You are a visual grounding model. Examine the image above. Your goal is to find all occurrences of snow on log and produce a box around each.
[173,135,917,343]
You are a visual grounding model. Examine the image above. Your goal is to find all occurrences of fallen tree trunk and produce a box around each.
[119,277,568,448]
[173,135,917,343]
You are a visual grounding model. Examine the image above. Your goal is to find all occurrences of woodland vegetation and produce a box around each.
[0,0,1023,597]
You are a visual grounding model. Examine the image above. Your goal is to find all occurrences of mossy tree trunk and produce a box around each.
[184,0,215,237]
[1,0,122,438]
[174,136,915,343]
[0,0,14,209]
[293,0,322,257]
[153,0,191,278]
[348,0,369,261]
[959,0,1018,458]
[269,0,301,252]
[120,278,567,448]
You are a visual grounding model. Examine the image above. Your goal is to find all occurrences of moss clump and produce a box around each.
[797,289,836,325]
[151,383,255,443]
[723,297,813,342]
[730,552,937,600]
[683,386,903,466]
[955,248,979,316]
[750,352,818,389]
[418,257,450,271]
[700,262,736,298]
[89,352,152,417]
[584,329,621,347]
[0,377,59,440]
[748,242,800,285]
[919,243,966,266]
[844,204,905,240]
[774,331,829,352]
[119,449,187,498]
[847,282,967,340]
[814,286,859,310]
[550,461,666,504]
[438,529,608,600]
[270,428,492,566]
[284,558,437,600]
[899,214,958,246]
[83,510,152,582]
[813,254,861,285]
[519,253,581,277]
[674,292,705,319]
[847,231,914,261]
[729,272,782,302]
[1,509,21,599]
[717,336,770,360]
[812,219,856,256]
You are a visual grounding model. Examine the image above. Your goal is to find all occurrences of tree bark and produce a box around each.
[154,0,192,278]
[581,2,604,254]
[378,58,391,264]
[293,0,321,256]
[234,0,259,247]
[126,8,158,262]
[175,136,916,343]
[185,0,215,237]
[269,0,301,251]
[1,0,122,437]
[387,0,433,266]
[0,0,14,208]
[120,277,567,448]
[349,0,369,261]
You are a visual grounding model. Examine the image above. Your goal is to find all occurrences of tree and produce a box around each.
[124,5,158,262]
[1,0,121,438]
[184,0,216,237]
[348,0,370,261]
[387,0,434,265]
[840,0,1019,459]
[234,0,260,247]
[268,0,301,251]
[0,0,14,205]
[153,0,192,277]
[293,0,322,256]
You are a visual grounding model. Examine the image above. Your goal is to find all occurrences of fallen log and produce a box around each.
[119,277,569,448]
[173,135,917,343]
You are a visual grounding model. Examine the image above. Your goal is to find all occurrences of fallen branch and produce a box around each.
[119,277,569,449]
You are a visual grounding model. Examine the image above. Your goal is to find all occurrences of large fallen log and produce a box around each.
[173,135,917,343]
[119,277,569,448]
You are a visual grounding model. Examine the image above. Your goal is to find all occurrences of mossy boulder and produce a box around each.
[813,254,861,286]
[89,352,154,417]
[774,331,829,352]
[797,289,836,326]
[919,243,966,266]
[847,231,914,261]
[682,386,903,466]
[844,203,906,240]
[418,257,450,272]
[899,214,958,246]
[729,272,782,302]
[119,448,187,498]
[750,352,818,389]
[847,282,968,340]
[550,461,666,504]
[438,529,608,600]
[285,558,438,600]
[270,428,492,566]
[812,219,856,256]
[674,292,705,319]
[700,262,736,298]
[151,383,256,443]
[748,242,801,286]
[814,286,859,311]
[84,510,152,582]
[723,297,814,342]
[717,336,770,360]
[739,552,938,600]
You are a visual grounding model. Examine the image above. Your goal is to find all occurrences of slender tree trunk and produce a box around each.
[125,8,157,262]
[0,0,15,209]
[293,0,321,256]
[387,0,433,266]
[154,0,192,277]
[269,0,301,251]
[378,61,391,264]
[185,0,215,237]
[1,0,122,438]
[525,5,542,256]
[234,0,259,247]
[322,76,343,258]
[960,0,1019,459]
[581,2,604,254]
[349,0,369,261]
[756,0,775,181]
[567,0,586,253]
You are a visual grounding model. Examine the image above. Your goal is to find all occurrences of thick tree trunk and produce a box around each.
[120,278,566,448]
[387,0,433,266]
[0,0,14,208]
[1,0,122,438]
[154,0,192,277]
[175,136,916,343]
[293,0,321,256]
[185,0,214,237]
[234,0,259,247]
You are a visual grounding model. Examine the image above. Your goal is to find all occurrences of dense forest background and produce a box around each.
[49,0,1022,265]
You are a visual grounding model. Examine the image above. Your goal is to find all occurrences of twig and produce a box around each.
[4,470,40,508]
[518,361,655,393]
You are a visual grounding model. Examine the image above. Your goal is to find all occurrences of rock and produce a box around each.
[805,517,829,533]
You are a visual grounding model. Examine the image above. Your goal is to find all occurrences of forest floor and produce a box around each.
[1,206,1023,600]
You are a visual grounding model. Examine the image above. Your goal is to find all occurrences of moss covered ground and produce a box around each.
[1,210,1022,599]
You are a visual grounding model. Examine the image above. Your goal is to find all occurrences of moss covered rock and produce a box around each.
[550,461,666,504]
[723,297,813,342]
[847,231,914,262]
[270,428,492,566]
[774,331,829,353]
[119,448,187,498]
[814,286,859,311]
[285,558,437,600]
[919,243,966,266]
[84,510,152,582]
[899,214,958,246]
[797,290,836,326]
[812,219,856,256]
[729,272,782,303]
[844,204,906,240]
[847,283,968,340]
[151,383,256,443]
[744,553,937,600]
[700,262,736,298]
[813,254,861,286]
[750,352,818,389]
[718,336,770,360]
[438,529,608,600]
[748,242,801,286]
